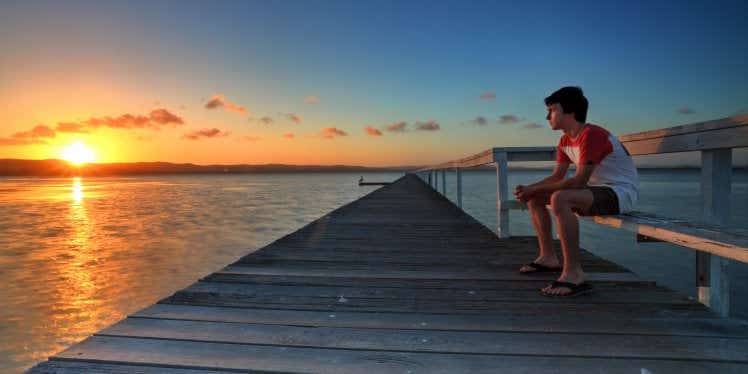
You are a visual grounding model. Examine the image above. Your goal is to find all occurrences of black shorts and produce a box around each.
[586,186,620,216]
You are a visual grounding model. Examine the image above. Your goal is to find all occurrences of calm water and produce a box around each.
[1,170,747,372]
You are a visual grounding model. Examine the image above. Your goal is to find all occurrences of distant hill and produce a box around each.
[0,159,415,177]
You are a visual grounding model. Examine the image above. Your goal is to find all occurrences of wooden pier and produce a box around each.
[30,174,748,373]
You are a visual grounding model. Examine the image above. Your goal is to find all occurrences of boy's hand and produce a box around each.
[514,185,536,202]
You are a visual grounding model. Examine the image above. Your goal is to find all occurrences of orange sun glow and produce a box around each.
[61,141,96,165]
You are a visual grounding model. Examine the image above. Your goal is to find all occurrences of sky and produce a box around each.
[1,0,746,167]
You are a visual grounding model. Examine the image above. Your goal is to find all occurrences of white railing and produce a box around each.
[412,115,748,317]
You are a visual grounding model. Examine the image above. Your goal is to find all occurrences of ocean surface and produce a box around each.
[1,170,747,372]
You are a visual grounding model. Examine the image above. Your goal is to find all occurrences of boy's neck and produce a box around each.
[563,121,586,139]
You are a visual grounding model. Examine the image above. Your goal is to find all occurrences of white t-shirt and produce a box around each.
[557,124,639,213]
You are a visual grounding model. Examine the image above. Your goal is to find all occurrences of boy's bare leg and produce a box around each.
[520,194,559,272]
[543,189,594,295]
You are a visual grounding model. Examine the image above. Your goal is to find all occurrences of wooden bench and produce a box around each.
[415,114,748,316]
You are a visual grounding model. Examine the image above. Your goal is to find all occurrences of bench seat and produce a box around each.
[581,211,748,262]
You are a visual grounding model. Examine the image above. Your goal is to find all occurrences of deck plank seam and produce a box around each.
[63,335,748,364]
[118,316,748,339]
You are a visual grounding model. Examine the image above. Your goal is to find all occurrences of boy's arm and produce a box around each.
[533,162,596,194]
[514,162,569,201]
[529,162,569,188]
[515,162,597,201]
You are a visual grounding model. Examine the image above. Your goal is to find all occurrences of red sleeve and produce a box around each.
[579,126,613,165]
[556,137,571,164]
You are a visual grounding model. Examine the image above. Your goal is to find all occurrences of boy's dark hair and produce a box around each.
[544,86,588,123]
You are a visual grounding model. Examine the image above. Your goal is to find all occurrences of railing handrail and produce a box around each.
[412,115,747,317]
[417,114,748,172]
[414,147,556,172]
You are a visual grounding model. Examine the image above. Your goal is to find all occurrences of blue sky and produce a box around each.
[1,0,746,165]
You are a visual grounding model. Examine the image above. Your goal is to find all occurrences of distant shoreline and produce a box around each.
[0,159,745,177]
[0,159,415,177]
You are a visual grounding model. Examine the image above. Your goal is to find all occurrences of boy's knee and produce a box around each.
[550,191,569,214]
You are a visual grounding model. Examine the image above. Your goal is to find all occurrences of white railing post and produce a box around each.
[495,152,509,238]
[441,170,446,195]
[456,168,463,208]
[697,148,732,317]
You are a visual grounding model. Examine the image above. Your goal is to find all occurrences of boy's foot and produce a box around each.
[519,262,561,274]
[519,257,561,274]
[541,281,593,297]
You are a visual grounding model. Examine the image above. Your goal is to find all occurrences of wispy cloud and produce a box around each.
[480,92,496,100]
[283,132,295,139]
[497,114,520,124]
[0,124,56,146]
[12,125,56,139]
[204,94,248,115]
[0,138,46,146]
[523,123,543,129]
[415,120,440,131]
[258,116,274,125]
[1,109,184,146]
[677,107,695,115]
[84,109,184,129]
[183,128,230,140]
[385,121,408,133]
[471,116,488,126]
[150,108,184,124]
[55,122,89,133]
[304,95,319,104]
[321,127,348,139]
[242,135,261,142]
[285,113,303,124]
[364,126,383,136]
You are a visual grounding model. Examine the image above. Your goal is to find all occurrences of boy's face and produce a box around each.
[546,103,572,130]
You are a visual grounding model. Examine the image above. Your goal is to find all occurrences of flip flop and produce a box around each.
[542,281,594,297]
[519,262,562,274]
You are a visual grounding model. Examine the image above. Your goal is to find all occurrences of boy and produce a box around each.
[514,87,638,296]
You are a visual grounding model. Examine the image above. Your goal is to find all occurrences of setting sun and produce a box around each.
[61,141,96,165]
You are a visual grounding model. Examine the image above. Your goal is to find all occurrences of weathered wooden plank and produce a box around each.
[414,149,494,171]
[495,152,510,238]
[202,273,653,289]
[134,304,748,337]
[27,361,242,374]
[233,258,626,273]
[53,336,748,374]
[174,281,692,305]
[618,114,748,154]
[240,250,618,264]
[699,148,733,316]
[219,264,640,282]
[161,293,709,317]
[100,318,748,362]
[582,212,748,262]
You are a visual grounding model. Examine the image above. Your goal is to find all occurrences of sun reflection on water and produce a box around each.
[71,178,83,203]
[61,177,97,332]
